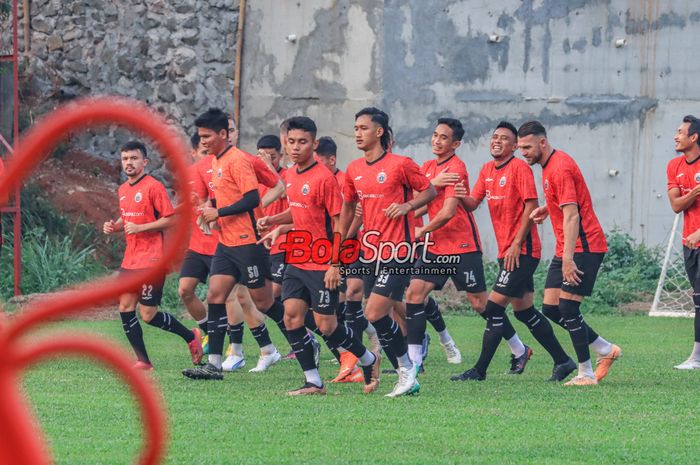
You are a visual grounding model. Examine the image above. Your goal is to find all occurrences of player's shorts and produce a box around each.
[411,251,487,293]
[119,268,165,307]
[344,250,370,280]
[282,264,339,315]
[683,246,700,291]
[362,258,412,301]
[210,243,272,289]
[270,252,287,285]
[544,252,605,297]
[179,250,212,283]
[492,255,540,298]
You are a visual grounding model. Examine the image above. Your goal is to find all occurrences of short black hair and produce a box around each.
[316,136,337,157]
[495,121,518,139]
[286,116,317,139]
[436,117,465,141]
[355,107,391,150]
[120,140,147,158]
[517,121,547,138]
[257,134,281,151]
[194,108,229,134]
[683,115,700,146]
[190,132,200,149]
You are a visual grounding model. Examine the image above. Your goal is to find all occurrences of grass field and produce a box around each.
[21,314,700,465]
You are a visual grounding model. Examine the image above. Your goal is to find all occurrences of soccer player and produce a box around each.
[518,121,621,386]
[182,109,286,380]
[104,140,203,370]
[258,116,381,395]
[450,121,575,382]
[666,115,700,369]
[338,107,437,397]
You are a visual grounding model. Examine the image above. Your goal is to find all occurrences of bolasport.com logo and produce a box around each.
[277,230,459,275]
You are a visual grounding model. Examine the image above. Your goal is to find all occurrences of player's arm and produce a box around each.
[503,199,538,271]
[668,186,700,213]
[561,203,583,285]
[257,223,293,249]
[417,197,458,238]
[125,214,176,235]
[347,209,363,238]
[261,178,286,208]
[202,189,260,223]
[338,200,357,241]
[258,207,293,231]
[385,185,437,219]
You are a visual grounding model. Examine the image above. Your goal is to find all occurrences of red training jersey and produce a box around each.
[118,175,175,269]
[344,152,431,260]
[187,154,219,256]
[286,162,343,271]
[667,154,700,246]
[262,166,289,255]
[541,150,607,257]
[471,157,541,259]
[245,152,280,189]
[334,168,345,195]
[422,155,481,255]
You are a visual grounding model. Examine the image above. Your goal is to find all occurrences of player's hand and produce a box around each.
[431,167,460,187]
[103,220,115,235]
[415,226,427,239]
[685,230,700,248]
[201,206,219,223]
[324,265,341,290]
[530,206,549,224]
[504,242,521,272]
[453,180,468,199]
[257,149,273,168]
[257,227,281,250]
[123,221,142,235]
[562,257,583,285]
[257,216,272,233]
[690,184,700,197]
[385,202,412,219]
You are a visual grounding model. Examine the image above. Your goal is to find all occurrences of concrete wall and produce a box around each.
[239,0,700,259]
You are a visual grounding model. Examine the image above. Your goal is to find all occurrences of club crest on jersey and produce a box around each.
[301,183,310,195]
[544,179,549,190]
[134,192,143,203]
[377,171,387,183]
[217,168,222,178]
[499,176,507,187]
[695,172,700,183]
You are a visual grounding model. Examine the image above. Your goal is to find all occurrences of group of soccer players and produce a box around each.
[106,105,633,397]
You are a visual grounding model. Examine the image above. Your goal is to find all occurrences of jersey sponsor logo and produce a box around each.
[356,190,384,200]
[376,171,387,183]
[499,176,507,187]
[134,192,143,203]
[485,190,491,200]
[208,181,214,190]
[301,183,310,195]
[289,201,308,209]
[121,209,145,217]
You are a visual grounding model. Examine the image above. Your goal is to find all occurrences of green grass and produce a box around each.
[20,314,700,465]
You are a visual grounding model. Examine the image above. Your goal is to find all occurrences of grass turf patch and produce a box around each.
[21,314,700,465]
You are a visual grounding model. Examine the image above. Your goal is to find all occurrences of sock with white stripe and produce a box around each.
[146,312,194,343]
[207,303,228,361]
[473,301,506,375]
[515,306,569,364]
[559,298,591,364]
[120,310,150,363]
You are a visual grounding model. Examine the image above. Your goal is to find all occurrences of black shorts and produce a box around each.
[545,253,605,297]
[210,243,272,289]
[270,252,287,285]
[492,255,540,298]
[282,264,339,315]
[362,259,412,301]
[179,250,212,283]
[119,268,165,307]
[683,246,700,292]
[411,251,487,293]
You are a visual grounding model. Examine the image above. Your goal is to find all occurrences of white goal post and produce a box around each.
[650,214,694,317]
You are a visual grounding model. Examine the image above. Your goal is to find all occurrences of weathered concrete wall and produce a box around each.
[239,0,700,258]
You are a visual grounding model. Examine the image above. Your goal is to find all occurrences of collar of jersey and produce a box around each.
[684,153,700,165]
[296,160,318,174]
[365,150,388,166]
[215,144,234,159]
[494,155,515,170]
[541,149,557,169]
[128,173,148,186]
[436,154,456,166]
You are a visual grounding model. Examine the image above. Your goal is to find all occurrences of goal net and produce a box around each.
[650,214,694,317]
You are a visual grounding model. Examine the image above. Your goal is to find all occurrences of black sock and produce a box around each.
[372,315,408,358]
[207,303,228,356]
[304,312,341,361]
[288,326,316,372]
[544,303,599,344]
[250,324,273,348]
[425,297,446,333]
[120,311,150,363]
[344,300,368,337]
[406,302,427,346]
[146,312,194,343]
[327,325,369,361]
[227,322,244,345]
[336,301,346,326]
[473,301,506,375]
[480,309,516,342]
[558,298,590,363]
[198,320,208,332]
[265,298,289,341]
[515,307,569,364]
[695,292,700,343]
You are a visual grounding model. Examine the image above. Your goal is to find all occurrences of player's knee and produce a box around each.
[118,303,136,313]
[252,294,273,312]
[207,288,225,304]
[284,313,303,330]
[405,284,426,305]
[139,306,156,322]
[468,295,486,313]
[317,318,336,336]
[345,282,363,301]
[178,285,194,301]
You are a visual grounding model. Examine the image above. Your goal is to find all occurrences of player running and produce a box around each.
[258,116,381,395]
[518,121,621,386]
[450,121,575,382]
[104,140,203,370]
[666,115,700,369]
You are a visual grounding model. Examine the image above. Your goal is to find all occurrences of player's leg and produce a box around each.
[423,296,460,363]
[238,285,281,372]
[223,289,246,371]
[676,247,700,369]
[405,278,436,370]
[331,275,366,381]
[178,251,210,333]
[269,251,292,344]
[118,291,151,368]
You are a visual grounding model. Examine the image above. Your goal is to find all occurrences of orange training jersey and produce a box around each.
[422,155,481,255]
[286,162,343,271]
[344,152,431,260]
[211,146,261,247]
[187,154,219,256]
[667,154,700,246]
[471,157,541,259]
[541,150,607,257]
[262,166,289,255]
[118,175,175,269]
